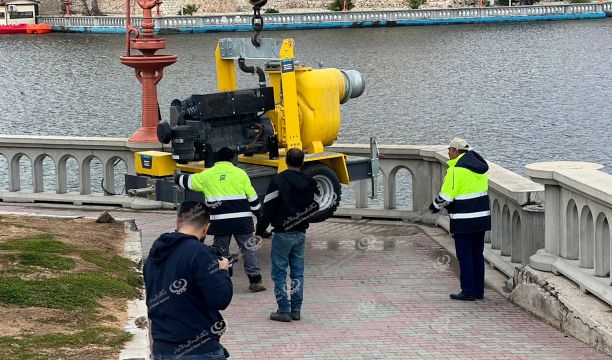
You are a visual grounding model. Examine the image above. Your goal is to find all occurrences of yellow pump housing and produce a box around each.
[212,37,365,183]
[267,67,344,154]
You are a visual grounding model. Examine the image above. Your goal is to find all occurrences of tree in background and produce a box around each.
[406,0,427,9]
[328,0,355,11]
[178,3,200,15]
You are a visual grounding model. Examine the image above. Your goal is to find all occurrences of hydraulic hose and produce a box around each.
[238,58,266,88]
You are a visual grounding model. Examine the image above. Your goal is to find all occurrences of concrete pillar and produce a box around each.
[9,154,21,192]
[80,157,91,195]
[412,161,433,212]
[33,155,45,193]
[511,210,522,263]
[56,157,68,194]
[594,214,610,277]
[522,205,545,265]
[544,184,561,256]
[104,158,115,196]
[579,208,594,269]
[501,206,511,257]
[355,179,369,209]
[383,170,394,210]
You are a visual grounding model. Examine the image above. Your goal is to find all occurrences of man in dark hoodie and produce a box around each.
[144,201,233,359]
[255,148,320,322]
[429,138,491,302]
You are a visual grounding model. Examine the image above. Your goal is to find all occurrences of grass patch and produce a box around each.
[7,252,76,270]
[0,274,139,311]
[81,250,143,287]
[0,235,76,254]
[0,327,132,360]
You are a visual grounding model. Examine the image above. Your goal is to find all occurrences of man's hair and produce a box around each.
[457,149,469,154]
[177,201,210,227]
[286,148,305,168]
[216,147,235,162]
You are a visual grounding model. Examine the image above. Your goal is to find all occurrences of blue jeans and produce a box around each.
[271,231,306,313]
[453,231,485,297]
[153,347,226,359]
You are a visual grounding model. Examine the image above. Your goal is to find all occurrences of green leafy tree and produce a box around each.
[406,0,427,9]
[178,4,200,16]
[328,0,355,11]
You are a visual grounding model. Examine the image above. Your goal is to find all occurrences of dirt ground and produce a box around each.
[0,214,132,359]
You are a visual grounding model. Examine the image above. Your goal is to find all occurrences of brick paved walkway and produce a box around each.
[0,204,608,360]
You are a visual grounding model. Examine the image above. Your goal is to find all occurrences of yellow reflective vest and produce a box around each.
[178,161,260,235]
[433,151,491,234]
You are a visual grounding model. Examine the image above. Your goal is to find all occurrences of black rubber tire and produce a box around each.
[303,163,341,223]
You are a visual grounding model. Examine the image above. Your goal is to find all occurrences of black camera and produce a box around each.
[210,244,240,277]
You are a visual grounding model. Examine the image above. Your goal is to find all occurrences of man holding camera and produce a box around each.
[144,201,233,359]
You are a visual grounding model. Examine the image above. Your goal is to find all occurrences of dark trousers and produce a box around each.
[453,231,485,297]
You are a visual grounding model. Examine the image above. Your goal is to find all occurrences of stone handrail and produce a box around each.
[0,136,609,305]
[330,144,545,281]
[37,3,607,31]
[0,135,134,196]
[527,162,612,305]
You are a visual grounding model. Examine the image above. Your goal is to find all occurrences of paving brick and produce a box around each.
[0,204,609,360]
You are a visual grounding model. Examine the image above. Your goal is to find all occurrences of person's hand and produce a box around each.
[253,235,263,246]
[218,258,230,271]
[429,203,440,214]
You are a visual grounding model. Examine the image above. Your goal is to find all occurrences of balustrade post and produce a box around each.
[104,159,115,196]
[80,159,91,195]
[355,179,369,209]
[33,156,45,193]
[8,155,21,192]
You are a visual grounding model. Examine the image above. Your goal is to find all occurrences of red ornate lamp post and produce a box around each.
[64,0,71,17]
[120,0,176,144]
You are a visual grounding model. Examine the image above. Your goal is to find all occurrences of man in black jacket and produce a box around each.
[256,148,319,322]
[144,201,233,359]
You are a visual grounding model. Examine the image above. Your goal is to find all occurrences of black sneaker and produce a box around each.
[450,292,476,301]
[269,311,291,322]
[290,311,301,321]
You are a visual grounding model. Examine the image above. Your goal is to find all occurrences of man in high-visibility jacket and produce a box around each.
[430,138,491,301]
[175,147,266,292]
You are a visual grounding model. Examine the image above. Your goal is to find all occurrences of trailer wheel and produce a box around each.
[304,163,341,223]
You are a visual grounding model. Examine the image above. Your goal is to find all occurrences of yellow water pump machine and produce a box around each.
[127,38,379,222]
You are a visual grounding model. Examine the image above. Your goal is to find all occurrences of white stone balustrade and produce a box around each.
[527,162,612,306]
[37,3,609,31]
[330,144,546,281]
[0,136,609,305]
[0,135,135,203]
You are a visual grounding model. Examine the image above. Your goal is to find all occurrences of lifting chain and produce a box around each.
[249,0,267,47]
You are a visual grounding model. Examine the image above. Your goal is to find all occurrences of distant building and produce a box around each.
[0,0,39,25]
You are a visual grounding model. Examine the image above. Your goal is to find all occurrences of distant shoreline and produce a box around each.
[38,3,611,34]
